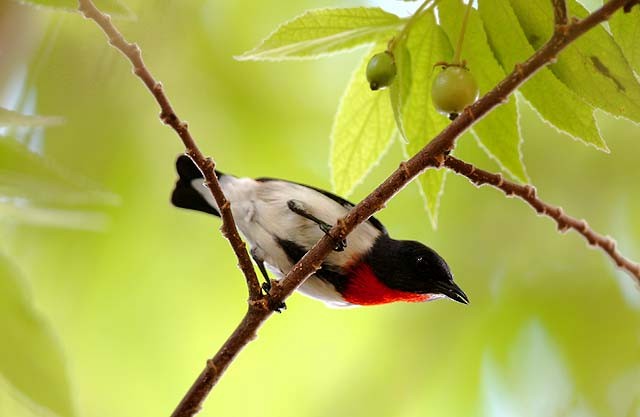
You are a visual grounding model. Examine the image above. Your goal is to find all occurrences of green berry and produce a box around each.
[431,66,479,116]
[366,51,396,91]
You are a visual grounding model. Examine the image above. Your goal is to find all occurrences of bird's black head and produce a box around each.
[367,237,469,304]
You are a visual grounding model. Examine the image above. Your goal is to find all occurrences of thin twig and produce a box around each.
[552,0,569,27]
[76,0,264,302]
[444,156,640,279]
[74,0,636,416]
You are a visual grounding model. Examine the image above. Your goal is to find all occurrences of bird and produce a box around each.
[171,155,468,309]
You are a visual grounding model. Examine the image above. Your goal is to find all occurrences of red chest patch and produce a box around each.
[341,263,432,306]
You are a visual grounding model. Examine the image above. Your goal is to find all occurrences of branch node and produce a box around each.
[130,43,141,56]
[203,157,216,173]
[336,218,348,238]
[556,221,570,233]
[468,164,476,175]
[433,153,445,168]
[555,24,571,36]
[524,185,537,200]
[160,111,176,125]
[463,106,476,121]
[399,161,411,178]
[554,206,564,219]
[206,359,218,373]
[579,219,589,233]
[514,63,525,78]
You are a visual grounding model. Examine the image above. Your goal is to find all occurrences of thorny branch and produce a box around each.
[75,0,639,416]
[76,0,263,302]
[444,156,640,279]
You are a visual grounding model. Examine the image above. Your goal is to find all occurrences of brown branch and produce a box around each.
[76,0,263,302]
[552,0,569,27]
[170,1,635,415]
[74,0,636,416]
[624,1,640,13]
[444,156,640,280]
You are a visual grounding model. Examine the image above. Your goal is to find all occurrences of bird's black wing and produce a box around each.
[256,177,388,235]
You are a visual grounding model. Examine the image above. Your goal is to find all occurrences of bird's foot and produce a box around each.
[319,223,347,251]
[262,280,287,313]
[288,200,346,252]
[261,280,271,295]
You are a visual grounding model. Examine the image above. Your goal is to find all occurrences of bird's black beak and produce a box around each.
[434,280,469,304]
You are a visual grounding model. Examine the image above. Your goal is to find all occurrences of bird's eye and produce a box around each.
[416,256,425,266]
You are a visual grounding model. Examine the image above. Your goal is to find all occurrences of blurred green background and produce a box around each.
[1,1,639,416]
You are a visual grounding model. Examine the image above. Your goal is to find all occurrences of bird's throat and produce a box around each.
[342,263,432,305]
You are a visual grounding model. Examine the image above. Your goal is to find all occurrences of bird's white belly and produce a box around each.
[198,175,381,307]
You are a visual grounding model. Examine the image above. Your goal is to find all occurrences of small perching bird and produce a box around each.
[171,155,468,309]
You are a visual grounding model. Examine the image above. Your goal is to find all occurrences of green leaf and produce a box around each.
[0,108,64,128]
[510,0,640,124]
[0,374,63,417]
[438,0,527,182]
[0,253,76,417]
[237,8,402,61]
[0,138,119,208]
[478,0,606,150]
[390,12,451,227]
[610,6,640,75]
[14,0,133,18]
[0,203,109,231]
[330,44,396,196]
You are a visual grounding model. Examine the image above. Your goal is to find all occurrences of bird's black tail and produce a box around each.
[171,155,221,217]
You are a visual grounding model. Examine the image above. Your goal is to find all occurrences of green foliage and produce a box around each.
[0,108,63,128]
[510,0,640,123]
[13,0,132,18]
[0,138,118,208]
[610,6,640,76]
[241,1,640,223]
[478,0,606,150]
[389,12,451,226]
[236,8,402,61]
[330,45,396,196]
[438,0,527,182]
[0,254,75,417]
[0,138,116,230]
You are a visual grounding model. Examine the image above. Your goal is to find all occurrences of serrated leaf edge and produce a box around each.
[515,93,610,153]
[236,7,402,62]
